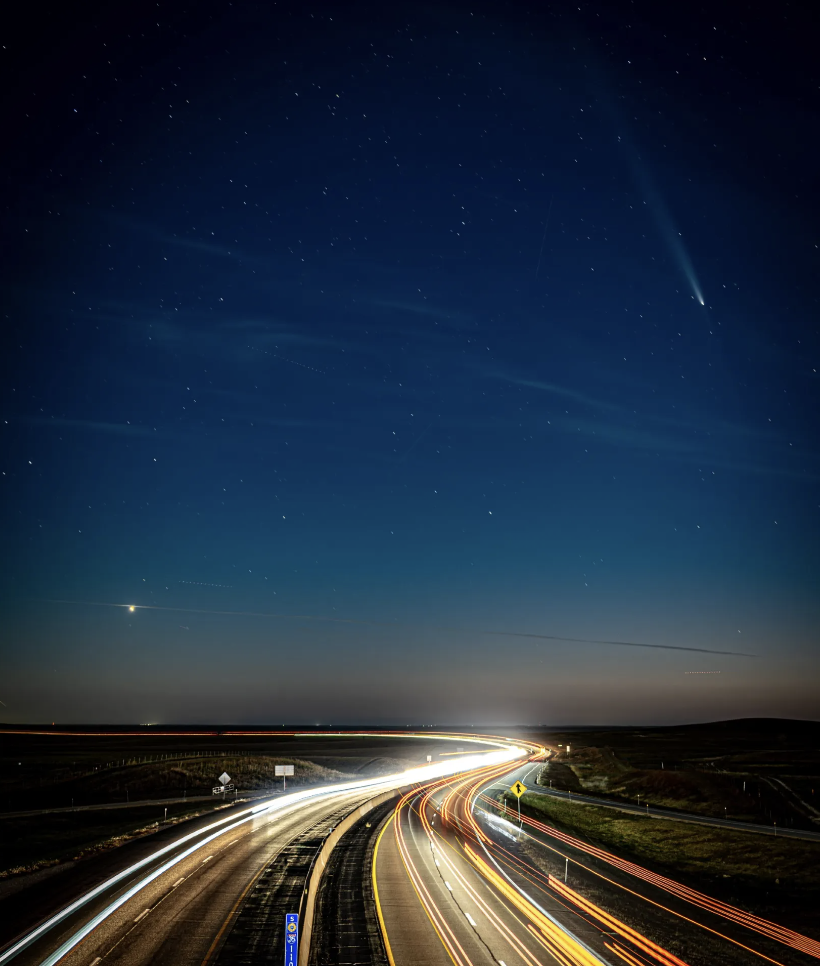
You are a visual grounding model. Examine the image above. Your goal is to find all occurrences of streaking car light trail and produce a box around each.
[470,807,790,966]
[475,790,819,961]
[403,766,607,965]
[443,771,784,966]
[547,876,690,966]
[450,773,697,966]
[42,599,754,656]
[394,764,560,966]
[0,741,525,966]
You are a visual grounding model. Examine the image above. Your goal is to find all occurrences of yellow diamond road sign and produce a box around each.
[510,780,526,798]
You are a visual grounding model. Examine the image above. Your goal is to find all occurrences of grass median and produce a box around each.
[514,792,820,894]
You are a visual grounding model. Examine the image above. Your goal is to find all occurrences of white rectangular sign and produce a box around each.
[275,764,294,776]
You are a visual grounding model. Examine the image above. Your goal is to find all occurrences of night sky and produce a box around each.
[1,0,818,725]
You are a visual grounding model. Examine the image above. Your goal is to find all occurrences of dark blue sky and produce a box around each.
[1,0,818,724]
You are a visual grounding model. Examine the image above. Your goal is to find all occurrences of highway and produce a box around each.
[374,758,612,966]
[4,787,378,966]
[374,761,820,966]
[4,734,818,966]
[0,736,527,966]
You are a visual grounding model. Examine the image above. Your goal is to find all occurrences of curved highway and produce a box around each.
[375,761,820,966]
[1,733,528,966]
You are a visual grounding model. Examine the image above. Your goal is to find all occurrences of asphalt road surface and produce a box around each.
[1,739,531,966]
[374,762,820,966]
[4,786,384,966]
[6,740,817,966]
[374,760,609,966]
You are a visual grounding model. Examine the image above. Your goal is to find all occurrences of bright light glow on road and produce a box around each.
[2,735,528,966]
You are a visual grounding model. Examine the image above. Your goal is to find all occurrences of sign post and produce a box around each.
[510,780,526,836]
[285,912,298,965]
[275,764,294,791]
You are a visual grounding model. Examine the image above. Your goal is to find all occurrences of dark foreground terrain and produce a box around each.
[510,717,820,938]
[0,727,444,880]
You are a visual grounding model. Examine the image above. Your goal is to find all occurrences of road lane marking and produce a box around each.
[8,744,528,966]
[90,959,102,966]
[465,913,477,926]
[133,909,150,923]
[201,855,213,863]
[200,851,282,966]
[444,881,453,891]
[172,877,185,887]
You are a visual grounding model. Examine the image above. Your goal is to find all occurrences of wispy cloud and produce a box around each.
[18,417,161,437]
[497,373,626,414]
[368,298,472,327]
[486,368,820,481]
[162,235,237,258]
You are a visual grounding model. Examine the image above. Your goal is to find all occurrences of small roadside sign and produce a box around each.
[275,763,294,790]
[510,780,526,798]
[285,912,298,965]
[219,772,231,786]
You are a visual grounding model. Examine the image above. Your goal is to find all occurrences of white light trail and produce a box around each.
[1,742,524,966]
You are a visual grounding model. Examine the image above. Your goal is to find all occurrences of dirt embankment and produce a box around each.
[5,756,351,812]
[539,746,783,823]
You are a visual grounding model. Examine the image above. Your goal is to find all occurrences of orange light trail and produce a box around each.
[470,790,791,966]
[455,770,687,966]
[477,793,820,960]
[547,876,690,966]
[417,778,554,966]
[405,759,615,965]
[391,757,717,966]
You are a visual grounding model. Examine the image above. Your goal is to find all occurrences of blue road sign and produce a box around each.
[285,913,299,966]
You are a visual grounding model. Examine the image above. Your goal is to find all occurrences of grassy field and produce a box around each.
[528,719,820,830]
[48,754,348,802]
[0,729,446,879]
[0,729,427,812]
[538,747,763,821]
[0,799,233,878]
[1,755,351,812]
[514,793,820,893]
[501,790,820,937]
